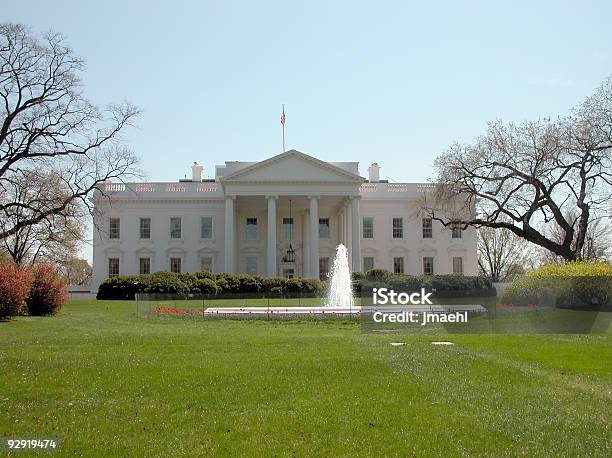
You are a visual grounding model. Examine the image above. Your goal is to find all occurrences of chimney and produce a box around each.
[367,162,380,182]
[191,162,203,182]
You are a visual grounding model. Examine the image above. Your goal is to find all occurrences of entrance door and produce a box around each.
[283,268,295,279]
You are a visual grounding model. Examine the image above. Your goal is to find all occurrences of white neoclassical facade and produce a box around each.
[91,150,477,291]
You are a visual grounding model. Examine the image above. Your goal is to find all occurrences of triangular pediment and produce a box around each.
[219,150,364,183]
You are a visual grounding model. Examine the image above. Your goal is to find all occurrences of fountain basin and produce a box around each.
[199,304,486,317]
[202,306,361,316]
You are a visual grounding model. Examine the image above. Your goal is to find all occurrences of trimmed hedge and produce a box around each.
[355,269,496,298]
[97,272,327,300]
[97,269,495,300]
[501,261,612,310]
[95,272,191,299]
[195,278,219,295]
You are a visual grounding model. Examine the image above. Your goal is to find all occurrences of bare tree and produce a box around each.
[0,23,140,241]
[0,169,86,264]
[424,76,612,261]
[60,256,92,286]
[582,218,612,261]
[478,225,528,281]
[539,211,612,264]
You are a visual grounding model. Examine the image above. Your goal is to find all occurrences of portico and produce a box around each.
[218,150,364,279]
[222,193,361,279]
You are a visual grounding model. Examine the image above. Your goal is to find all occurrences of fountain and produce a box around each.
[326,244,354,310]
[202,243,360,317]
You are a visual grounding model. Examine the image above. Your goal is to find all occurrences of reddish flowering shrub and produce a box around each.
[0,261,33,320]
[26,264,68,316]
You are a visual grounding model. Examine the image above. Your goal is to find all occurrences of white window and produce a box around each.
[201,256,213,272]
[170,257,181,273]
[451,223,462,239]
[392,218,403,239]
[319,257,330,280]
[246,256,258,275]
[139,257,150,275]
[363,257,374,272]
[170,218,182,239]
[139,218,151,239]
[109,218,120,239]
[422,218,433,238]
[452,257,463,275]
[362,217,374,239]
[319,218,330,238]
[201,216,213,239]
[283,217,294,241]
[108,258,119,276]
[246,218,258,240]
[393,257,404,274]
[423,256,434,275]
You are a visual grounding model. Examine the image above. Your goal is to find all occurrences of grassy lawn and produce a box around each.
[1,301,611,457]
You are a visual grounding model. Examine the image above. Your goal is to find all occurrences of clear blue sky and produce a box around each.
[5,0,612,183]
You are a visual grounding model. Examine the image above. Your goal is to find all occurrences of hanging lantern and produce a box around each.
[285,199,295,263]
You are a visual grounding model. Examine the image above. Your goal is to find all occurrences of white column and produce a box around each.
[309,196,319,279]
[266,196,277,277]
[336,208,346,246]
[224,196,235,274]
[302,210,309,278]
[351,196,361,272]
[346,200,352,267]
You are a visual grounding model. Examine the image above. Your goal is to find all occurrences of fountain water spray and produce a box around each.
[326,244,354,309]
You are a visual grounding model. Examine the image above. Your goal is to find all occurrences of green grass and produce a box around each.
[1,301,611,457]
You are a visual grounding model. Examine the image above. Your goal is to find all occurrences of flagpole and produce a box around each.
[282,104,285,152]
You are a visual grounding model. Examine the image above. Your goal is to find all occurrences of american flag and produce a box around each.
[280,109,286,125]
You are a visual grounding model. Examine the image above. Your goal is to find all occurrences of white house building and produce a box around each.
[91,150,477,291]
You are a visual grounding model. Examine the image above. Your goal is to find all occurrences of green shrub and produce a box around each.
[530,261,612,277]
[355,274,494,298]
[283,278,304,293]
[387,274,422,292]
[358,280,390,296]
[365,269,392,281]
[236,274,264,293]
[194,278,219,295]
[352,279,364,294]
[300,279,326,296]
[262,277,286,295]
[96,275,146,300]
[276,278,324,295]
[501,261,612,309]
[177,273,199,292]
[144,272,189,297]
[97,271,326,298]
[220,274,241,293]
[193,270,215,280]
[429,275,495,298]
[214,275,229,292]
[96,271,495,300]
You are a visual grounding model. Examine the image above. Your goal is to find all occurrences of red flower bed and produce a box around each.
[152,306,206,317]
